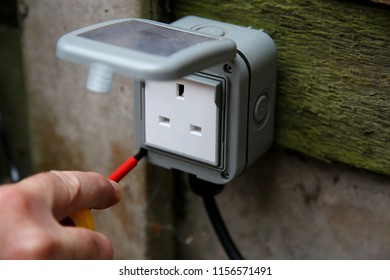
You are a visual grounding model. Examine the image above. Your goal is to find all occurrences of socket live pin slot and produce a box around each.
[190,124,202,136]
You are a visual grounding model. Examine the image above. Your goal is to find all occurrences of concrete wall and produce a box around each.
[175,150,390,259]
[18,0,174,259]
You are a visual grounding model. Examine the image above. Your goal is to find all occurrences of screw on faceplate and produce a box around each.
[223,64,233,74]
[222,171,230,179]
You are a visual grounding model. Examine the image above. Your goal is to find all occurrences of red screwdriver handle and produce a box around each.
[63,148,146,229]
[108,157,138,182]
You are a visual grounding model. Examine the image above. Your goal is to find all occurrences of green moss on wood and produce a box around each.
[173,0,390,175]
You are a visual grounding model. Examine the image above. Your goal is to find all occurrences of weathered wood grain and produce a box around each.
[173,0,390,175]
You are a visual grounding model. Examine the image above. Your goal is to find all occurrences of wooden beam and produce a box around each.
[173,0,390,175]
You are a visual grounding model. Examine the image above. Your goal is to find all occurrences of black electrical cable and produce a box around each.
[0,109,21,183]
[188,174,244,260]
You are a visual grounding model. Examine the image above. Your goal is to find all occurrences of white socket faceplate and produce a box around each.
[144,76,222,165]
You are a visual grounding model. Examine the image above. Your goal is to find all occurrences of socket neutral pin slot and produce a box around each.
[159,116,171,127]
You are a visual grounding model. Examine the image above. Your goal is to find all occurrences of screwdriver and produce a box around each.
[62,148,146,229]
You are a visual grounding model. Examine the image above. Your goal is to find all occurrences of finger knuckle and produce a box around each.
[88,172,108,188]
[0,188,32,213]
[7,231,60,259]
[50,171,83,202]
[92,233,113,260]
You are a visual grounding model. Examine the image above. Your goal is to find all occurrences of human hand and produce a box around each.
[0,171,121,260]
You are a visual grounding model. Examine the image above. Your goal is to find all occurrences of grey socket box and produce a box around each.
[134,16,277,184]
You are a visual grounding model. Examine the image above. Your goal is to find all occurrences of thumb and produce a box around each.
[19,171,122,221]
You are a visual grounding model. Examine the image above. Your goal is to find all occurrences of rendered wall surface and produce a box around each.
[18,0,174,259]
[175,150,390,259]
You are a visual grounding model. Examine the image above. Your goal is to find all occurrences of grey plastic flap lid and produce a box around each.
[57,18,237,80]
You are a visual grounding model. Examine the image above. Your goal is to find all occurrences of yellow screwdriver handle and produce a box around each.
[68,209,94,230]
[63,149,145,230]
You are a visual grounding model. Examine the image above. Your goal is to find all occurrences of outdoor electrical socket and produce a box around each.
[144,75,222,166]
[56,16,277,184]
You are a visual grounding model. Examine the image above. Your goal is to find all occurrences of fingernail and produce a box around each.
[108,179,122,200]
[108,179,119,189]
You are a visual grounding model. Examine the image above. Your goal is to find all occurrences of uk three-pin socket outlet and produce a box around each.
[56,16,276,184]
[134,16,277,184]
[144,75,223,166]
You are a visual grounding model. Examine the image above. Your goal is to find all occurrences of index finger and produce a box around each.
[18,171,122,220]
